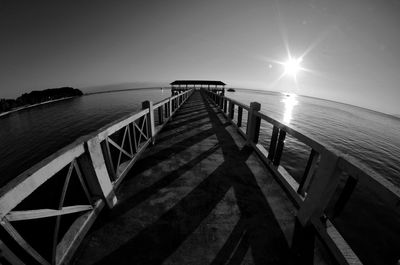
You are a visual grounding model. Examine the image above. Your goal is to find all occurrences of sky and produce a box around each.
[1,0,400,114]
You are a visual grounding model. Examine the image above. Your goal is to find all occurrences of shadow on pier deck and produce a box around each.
[74,91,296,265]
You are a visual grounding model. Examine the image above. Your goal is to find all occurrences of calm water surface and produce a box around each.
[0,88,170,186]
[227,89,400,186]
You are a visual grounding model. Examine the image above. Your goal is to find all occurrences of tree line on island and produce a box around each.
[0,87,83,113]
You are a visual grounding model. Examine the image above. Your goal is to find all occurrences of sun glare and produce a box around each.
[283,57,302,77]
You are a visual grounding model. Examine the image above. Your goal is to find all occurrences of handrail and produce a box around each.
[0,89,194,265]
[203,89,399,265]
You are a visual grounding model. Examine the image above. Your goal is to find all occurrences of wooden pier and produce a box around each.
[0,88,399,265]
[171,80,225,96]
[74,91,295,264]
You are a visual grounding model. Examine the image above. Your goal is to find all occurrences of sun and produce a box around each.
[283,57,303,78]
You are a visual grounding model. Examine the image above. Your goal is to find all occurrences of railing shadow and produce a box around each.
[89,91,294,265]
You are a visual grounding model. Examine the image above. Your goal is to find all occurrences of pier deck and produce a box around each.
[74,91,296,264]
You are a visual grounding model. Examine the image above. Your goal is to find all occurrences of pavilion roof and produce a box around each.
[170,80,226,86]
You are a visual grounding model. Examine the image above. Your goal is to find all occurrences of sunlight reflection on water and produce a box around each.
[281,93,298,124]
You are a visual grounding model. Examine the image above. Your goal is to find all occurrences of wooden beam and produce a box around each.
[6,205,93,222]
[86,137,117,208]
[297,151,340,226]
[0,239,25,265]
[0,144,85,218]
[298,149,319,196]
[246,102,261,144]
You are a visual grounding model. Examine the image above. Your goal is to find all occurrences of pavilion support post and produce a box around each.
[142,101,155,145]
[246,102,261,144]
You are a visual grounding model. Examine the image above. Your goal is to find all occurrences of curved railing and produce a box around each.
[204,89,400,265]
[0,89,194,265]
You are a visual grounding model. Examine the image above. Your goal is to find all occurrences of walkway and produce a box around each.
[74,91,296,265]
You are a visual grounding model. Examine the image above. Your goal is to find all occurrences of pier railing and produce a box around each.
[0,89,193,265]
[204,89,400,265]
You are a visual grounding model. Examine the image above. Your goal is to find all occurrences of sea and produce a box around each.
[0,87,399,264]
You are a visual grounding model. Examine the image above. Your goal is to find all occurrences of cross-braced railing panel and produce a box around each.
[102,114,150,181]
[1,158,94,265]
[0,88,195,265]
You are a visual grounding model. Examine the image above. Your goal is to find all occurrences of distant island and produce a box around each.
[227,88,235,92]
[0,87,83,115]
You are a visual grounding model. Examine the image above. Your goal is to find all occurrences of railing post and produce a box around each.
[273,130,286,166]
[292,151,340,264]
[237,106,243,127]
[268,126,279,161]
[246,102,261,144]
[223,98,228,113]
[296,151,340,226]
[142,101,155,144]
[158,105,164,125]
[228,101,234,120]
[85,138,118,208]
[169,98,173,117]
[298,149,319,196]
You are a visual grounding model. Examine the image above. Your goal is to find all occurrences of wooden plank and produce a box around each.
[86,137,117,208]
[102,138,116,180]
[52,161,75,264]
[115,127,129,172]
[228,101,234,120]
[56,200,104,265]
[273,130,286,166]
[0,239,25,265]
[0,144,85,218]
[76,153,103,200]
[237,106,243,127]
[72,160,93,205]
[246,102,261,144]
[312,218,362,265]
[268,126,279,161]
[6,205,93,221]
[158,105,164,125]
[297,149,319,196]
[169,98,173,117]
[126,125,134,159]
[297,151,340,226]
